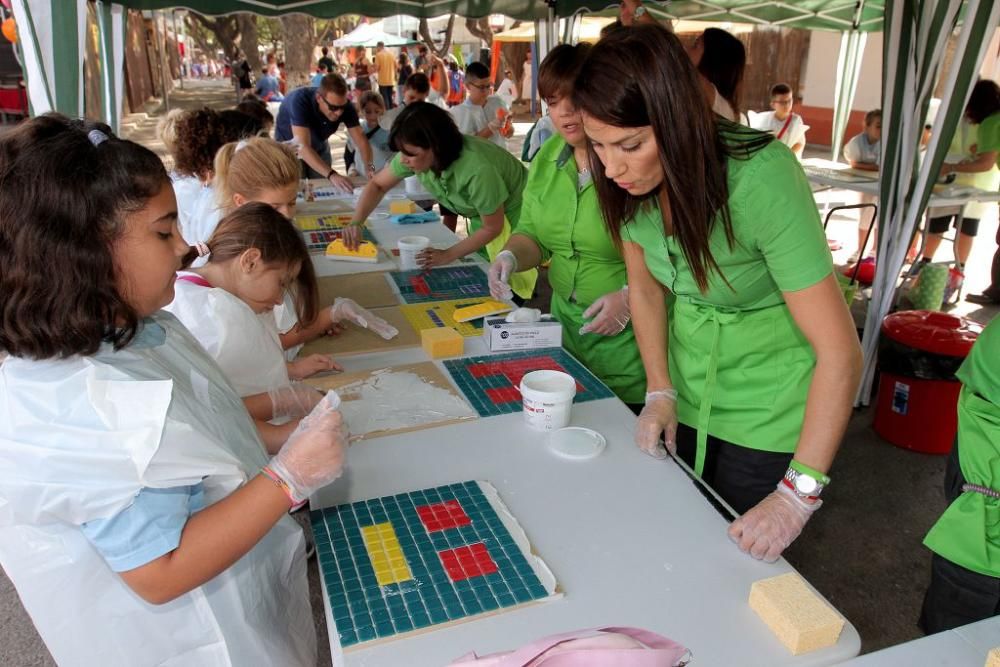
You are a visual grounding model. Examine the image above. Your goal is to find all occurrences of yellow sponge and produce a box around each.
[749,572,845,655]
[325,239,379,263]
[987,647,1000,667]
[421,327,463,358]
[389,200,418,215]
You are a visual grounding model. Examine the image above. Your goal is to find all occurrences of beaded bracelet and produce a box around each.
[261,466,307,511]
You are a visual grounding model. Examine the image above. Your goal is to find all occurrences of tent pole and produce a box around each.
[173,9,183,90]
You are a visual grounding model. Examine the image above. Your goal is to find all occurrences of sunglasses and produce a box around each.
[319,96,350,113]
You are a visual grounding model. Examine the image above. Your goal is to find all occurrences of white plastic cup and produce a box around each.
[520,370,577,432]
[398,235,430,270]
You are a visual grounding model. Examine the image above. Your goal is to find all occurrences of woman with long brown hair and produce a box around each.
[575,24,862,562]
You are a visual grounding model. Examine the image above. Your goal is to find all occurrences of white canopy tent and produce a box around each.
[332,20,417,48]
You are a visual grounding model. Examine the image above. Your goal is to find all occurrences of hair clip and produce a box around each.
[236,139,249,152]
[195,242,211,258]
[87,129,109,146]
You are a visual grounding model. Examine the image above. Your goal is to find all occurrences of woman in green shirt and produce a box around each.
[574,25,862,562]
[345,103,536,300]
[921,316,1000,633]
[489,44,646,406]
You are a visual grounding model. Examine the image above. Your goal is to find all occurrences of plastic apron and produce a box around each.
[0,313,315,666]
[166,278,290,397]
[924,387,1000,577]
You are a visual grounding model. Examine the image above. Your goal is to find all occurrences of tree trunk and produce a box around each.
[465,18,493,47]
[237,14,260,72]
[187,12,239,63]
[280,14,315,91]
[418,14,455,58]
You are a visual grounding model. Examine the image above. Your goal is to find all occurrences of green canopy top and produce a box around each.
[107,0,888,32]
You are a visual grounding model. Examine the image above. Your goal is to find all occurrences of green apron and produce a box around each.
[924,317,1000,577]
[551,294,646,403]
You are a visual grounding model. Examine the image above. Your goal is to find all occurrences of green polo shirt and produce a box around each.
[976,111,1000,169]
[514,136,645,403]
[390,134,527,227]
[516,137,627,305]
[925,317,1000,577]
[622,138,834,455]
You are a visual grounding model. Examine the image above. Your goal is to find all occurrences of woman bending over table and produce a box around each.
[574,25,862,562]
[344,102,536,300]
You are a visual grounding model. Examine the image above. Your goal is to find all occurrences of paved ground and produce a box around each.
[0,78,997,665]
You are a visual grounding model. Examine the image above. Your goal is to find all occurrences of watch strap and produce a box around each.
[634,5,648,17]
[789,459,831,486]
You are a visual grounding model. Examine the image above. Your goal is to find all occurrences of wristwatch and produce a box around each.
[367,162,376,173]
[782,466,828,502]
[326,168,337,179]
[633,5,648,19]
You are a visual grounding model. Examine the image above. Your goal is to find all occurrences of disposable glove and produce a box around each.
[488,250,517,300]
[634,389,678,459]
[266,391,349,505]
[728,482,820,563]
[330,297,398,340]
[267,382,325,421]
[580,286,630,335]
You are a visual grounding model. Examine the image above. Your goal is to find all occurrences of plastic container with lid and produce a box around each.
[874,310,984,454]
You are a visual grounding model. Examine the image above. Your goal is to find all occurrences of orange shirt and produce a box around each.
[374,50,397,86]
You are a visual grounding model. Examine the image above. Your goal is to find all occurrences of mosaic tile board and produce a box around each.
[443,349,615,417]
[311,481,556,650]
[389,266,491,304]
[399,299,497,337]
[303,228,377,253]
[294,213,355,232]
[318,274,399,310]
[299,307,420,357]
[304,362,476,440]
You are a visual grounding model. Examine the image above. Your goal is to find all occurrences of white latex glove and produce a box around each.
[267,382,325,421]
[267,391,349,504]
[634,389,678,459]
[728,483,820,562]
[330,297,398,340]
[580,286,631,336]
[505,307,542,323]
[489,250,517,300]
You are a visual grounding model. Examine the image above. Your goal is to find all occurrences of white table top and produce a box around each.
[838,616,999,665]
[305,239,861,666]
[801,158,1000,208]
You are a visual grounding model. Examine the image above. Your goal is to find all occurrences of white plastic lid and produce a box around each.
[548,427,606,460]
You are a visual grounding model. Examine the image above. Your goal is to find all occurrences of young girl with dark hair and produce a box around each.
[344,102,537,299]
[0,115,346,665]
[574,25,862,562]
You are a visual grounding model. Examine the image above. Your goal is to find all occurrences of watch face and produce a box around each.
[794,474,819,494]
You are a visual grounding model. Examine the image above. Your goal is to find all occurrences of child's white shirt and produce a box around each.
[450,96,509,147]
[750,110,809,149]
[843,132,880,166]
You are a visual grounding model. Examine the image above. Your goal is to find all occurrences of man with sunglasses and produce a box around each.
[275,73,375,192]
[449,61,513,149]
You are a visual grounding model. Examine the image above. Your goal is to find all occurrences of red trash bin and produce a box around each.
[874,311,983,454]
